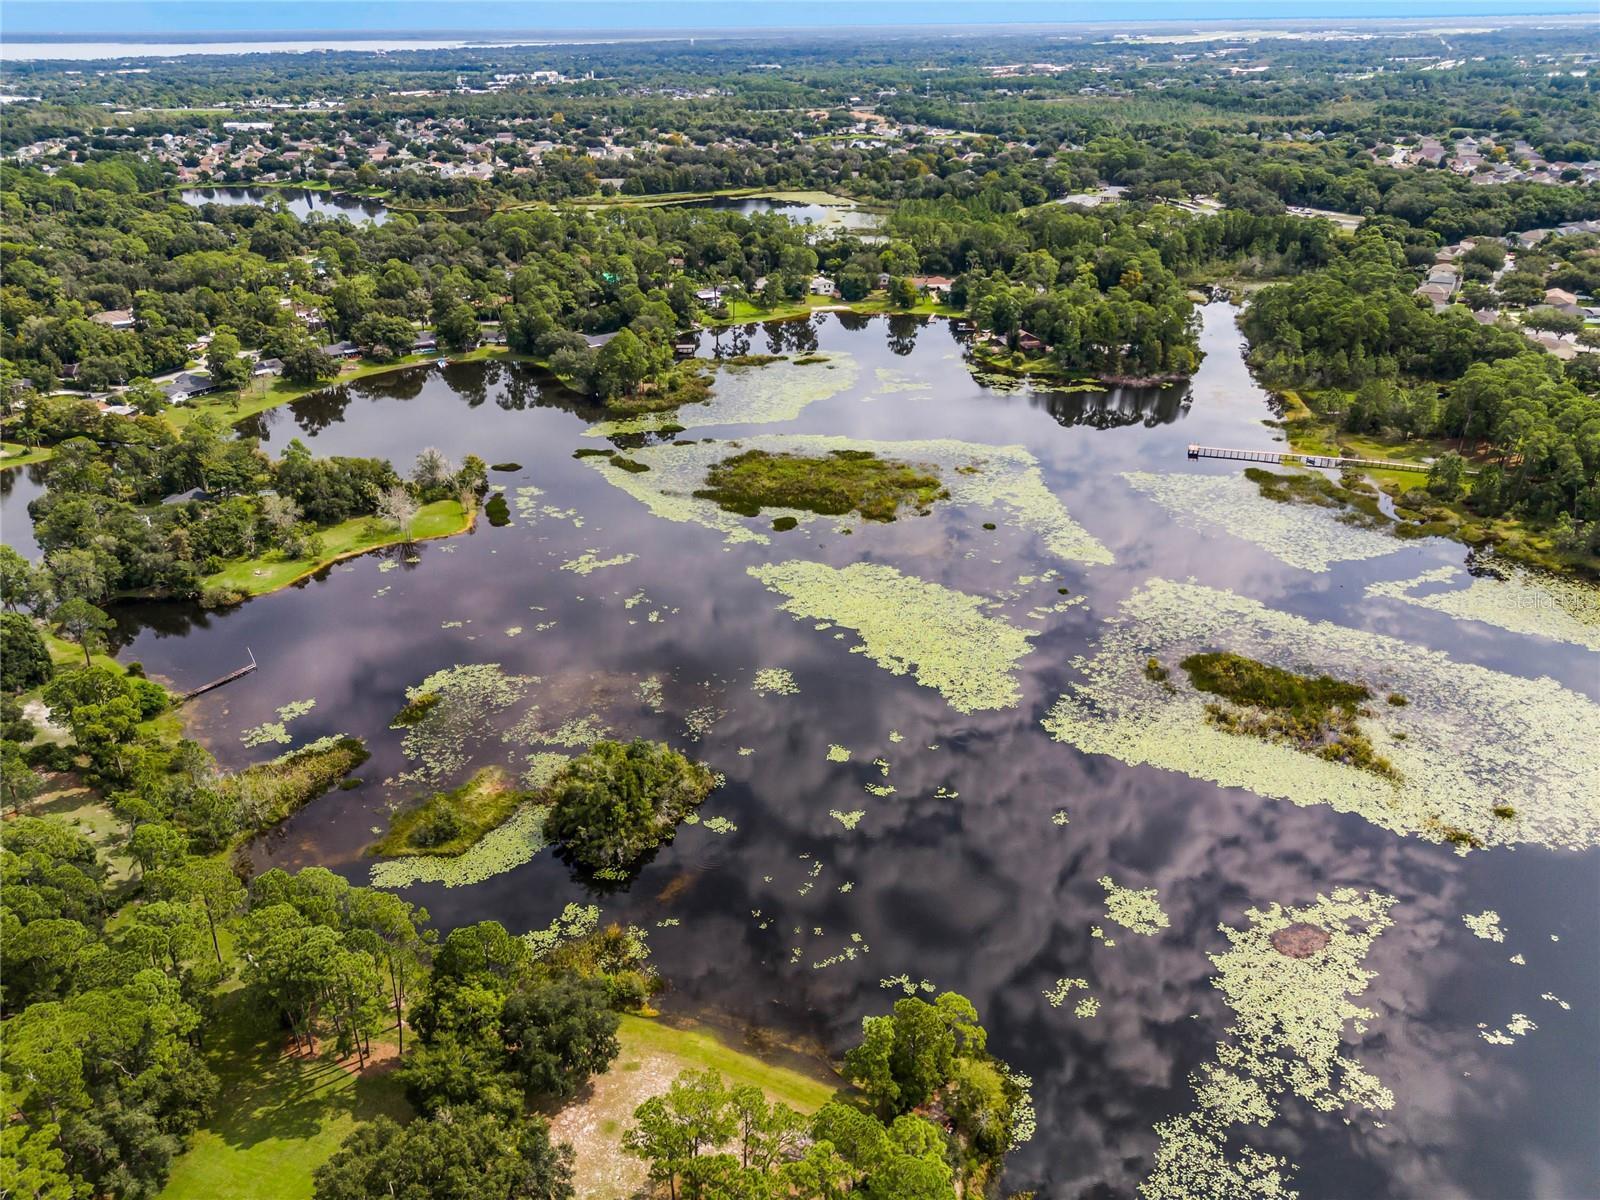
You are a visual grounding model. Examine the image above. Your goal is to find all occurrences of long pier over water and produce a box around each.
[1186,444,1434,475]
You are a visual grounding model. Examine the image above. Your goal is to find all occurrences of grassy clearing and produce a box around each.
[203,500,471,597]
[695,448,946,521]
[18,780,139,884]
[32,629,186,742]
[157,990,408,1200]
[1,441,53,468]
[371,766,524,857]
[712,293,959,326]
[548,1013,839,1200]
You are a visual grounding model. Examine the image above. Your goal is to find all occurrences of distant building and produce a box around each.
[90,308,135,329]
[160,371,217,403]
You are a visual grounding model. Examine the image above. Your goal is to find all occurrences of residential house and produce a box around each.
[161,372,217,403]
[90,308,135,330]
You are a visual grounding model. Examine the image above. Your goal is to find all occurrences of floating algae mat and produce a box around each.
[1366,564,1600,652]
[1042,579,1600,851]
[748,560,1037,713]
[1141,888,1396,1200]
[584,351,859,437]
[582,434,1113,564]
[390,663,532,787]
[1122,470,1402,572]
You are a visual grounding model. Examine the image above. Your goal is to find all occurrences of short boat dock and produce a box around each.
[179,649,257,701]
[1186,444,1433,475]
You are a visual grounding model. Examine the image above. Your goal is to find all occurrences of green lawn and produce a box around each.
[203,500,472,596]
[615,1014,837,1113]
[712,292,961,327]
[1,442,54,468]
[158,992,409,1200]
[164,349,536,431]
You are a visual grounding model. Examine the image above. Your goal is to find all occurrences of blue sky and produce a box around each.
[5,1,1596,37]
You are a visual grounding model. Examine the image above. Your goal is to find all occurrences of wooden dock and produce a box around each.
[179,649,257,701]
[1186,444,1434,475]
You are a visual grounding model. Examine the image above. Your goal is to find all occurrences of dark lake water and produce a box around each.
[177,186,390,224]
[8,304,1597,1197]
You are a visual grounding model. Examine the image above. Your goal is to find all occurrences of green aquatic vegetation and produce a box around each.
[484,494,511,526]
[1044,978,1088,1008]
[771,516,798,531]
[751,667,799,697]
[749,561,1038,713]
[1074,997,1100,1019]
[524,902,602,959]
[1541,992,1571,1010]
[1478,1013,1538,1045]
[826,744,851,762]
[682,705,725,741]
[1463,910,1506,942]
[610,457,650,473]
[871,366,932,396]
[702,816,737,834]
[561,550,638,576]
[371,755,572,889]
[635,676,665,711]
[1052,809,1070,825]
[370,766,525,857]
[490,461,522,471]
[723,353,788,367]
[1099,875,1170,936]
[1245,466,1391,527]
[369,801,552,890]
[1122,470,1401,573]
[393,663,532,786]
[880,975,938,996]
[1043,579,1600,852]
[864,783,896,797]
[582,434,1112,563]
[695,448,947,522]
[516,714,611,749]
[831,809,866,829]
[1366,564,1600,652]
[584,351,859,437]
[240,697,317,748]
[1181,652,1396,780]
[1139,888,1396,1200]
[572,447,614,459]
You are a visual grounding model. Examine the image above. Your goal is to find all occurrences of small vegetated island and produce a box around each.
[542,738,717,877]
[1170,650,1399,779]
[370,765,524,857]
[694,448,947,523]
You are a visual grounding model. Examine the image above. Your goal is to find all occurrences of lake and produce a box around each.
[676,196,885,231]
[178,186,390,224]
[9,303,1598,1196]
